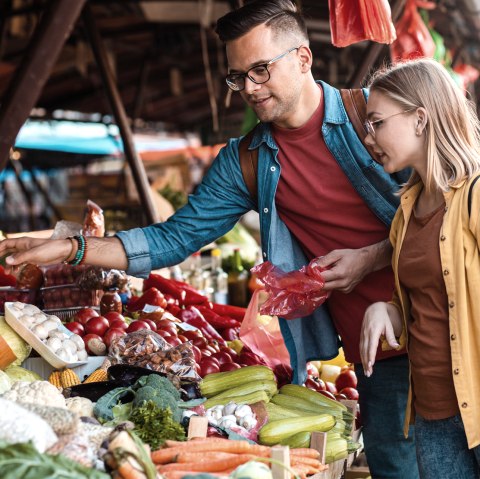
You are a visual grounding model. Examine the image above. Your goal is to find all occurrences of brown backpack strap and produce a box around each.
[340,88,381,164]
[239,127,259,204]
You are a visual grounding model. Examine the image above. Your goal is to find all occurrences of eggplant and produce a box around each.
[107,364,168,383]
[63,379,131,402]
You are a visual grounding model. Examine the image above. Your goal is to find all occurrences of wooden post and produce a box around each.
[311,431,328,465]
[0,0,86,171]
[271,445,290,479]
[82,3,160,225]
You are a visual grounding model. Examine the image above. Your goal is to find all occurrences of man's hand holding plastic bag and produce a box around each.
[251,258,329,320]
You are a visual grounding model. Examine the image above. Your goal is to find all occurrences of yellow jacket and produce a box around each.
[388,178,480,449]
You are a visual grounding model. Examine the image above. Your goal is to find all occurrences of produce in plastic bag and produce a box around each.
[75,266,128,291]
[108,330,201,385]
[390,0,436,60]
[83,200,105,237]
[329,0,396,47]
[251,259,329,320]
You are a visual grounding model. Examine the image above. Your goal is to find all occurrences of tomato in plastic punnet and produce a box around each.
[85,316,109,337]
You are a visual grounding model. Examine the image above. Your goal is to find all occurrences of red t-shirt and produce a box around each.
[272,90,400,364]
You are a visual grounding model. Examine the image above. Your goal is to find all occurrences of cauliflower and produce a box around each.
[66,396,94,417]
[1,380,66,408]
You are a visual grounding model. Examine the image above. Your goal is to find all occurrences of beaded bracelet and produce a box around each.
[79,236,88,265]
[68,235,86,266]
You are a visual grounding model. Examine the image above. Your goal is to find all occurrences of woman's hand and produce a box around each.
[0,237,71,272]
[360,302,402,377]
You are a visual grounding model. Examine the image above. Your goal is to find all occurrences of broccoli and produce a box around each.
[134,374,181,401]
[132,384,182,422]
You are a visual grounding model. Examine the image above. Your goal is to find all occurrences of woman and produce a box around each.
[360,57,480,478]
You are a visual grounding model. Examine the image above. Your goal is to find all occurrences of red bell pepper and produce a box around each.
[143,274,185,302]
[211,303,247,322]
[0,266,16,287]
[129,287,167,311]
[196,306,241,329]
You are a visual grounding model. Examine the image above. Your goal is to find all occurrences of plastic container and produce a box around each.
[4,302,88,369]
[0,287,37,313]
[41,284,103,309]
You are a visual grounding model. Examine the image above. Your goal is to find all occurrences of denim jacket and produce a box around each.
[117,81,407,384]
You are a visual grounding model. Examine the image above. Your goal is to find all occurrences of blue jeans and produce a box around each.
[355,355,419,479]
[415,414,480,479]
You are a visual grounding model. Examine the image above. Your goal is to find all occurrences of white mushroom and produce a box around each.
[42,319,60,332]
[55,348,73,362]
[32,323,49,340]
[70,334,85,351]
[62,339,77,355]
[76,349,88,361]
[46,337,63,352]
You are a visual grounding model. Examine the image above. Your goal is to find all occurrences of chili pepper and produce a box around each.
[144,274,185,302]
[196,306,241,329]
[179,306,226,344]
[211,303,247,322]
[129,287,168,311]
[181,288,210,306]
[167,304,182,317]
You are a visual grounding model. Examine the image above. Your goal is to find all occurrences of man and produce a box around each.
[0,2,418,477]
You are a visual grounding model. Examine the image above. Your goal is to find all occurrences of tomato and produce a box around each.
[85,316,109,337]
[104,311,125,325]
[126,320,151,333]
[305,377,323,392]
[220,362,241,372]
[335,370,358,391]
[82,333,106,355]
[74,307,99,326]
[177,335,188,343]
[325,381,338,395]
[103,328,126,347]
[109,319,128,331]
[199,358,220,377]
[182,330,203,341]
[142,318,157,331]
[220,327,239,341]
[192,337,208,349]
[191,345,202,363]
[339,387,359,400]
[65,321,85,336]
[167,337,182,347]
[211,351,232,365]
[335,393,347,401]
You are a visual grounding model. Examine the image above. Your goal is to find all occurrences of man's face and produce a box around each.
[226,24,304,127]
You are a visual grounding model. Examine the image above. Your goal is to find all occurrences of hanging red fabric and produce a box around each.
[328,0,396,48]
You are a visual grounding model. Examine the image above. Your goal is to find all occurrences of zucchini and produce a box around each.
[204,389,269,409]
[265,402,304,421]
[206,380,277,402]
[258,414,335,446]
[280,431,311,448]
[200,366,275,397]
[280,384,348,412]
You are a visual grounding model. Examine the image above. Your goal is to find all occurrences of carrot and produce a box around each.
[290,456,322,468]
[175,452,259,463]
[156,454,256,473]
[290,448,320,459]
[159,471,230,479]
[151,447,183,464]
[163,438,270,455]
[117,460,147,479]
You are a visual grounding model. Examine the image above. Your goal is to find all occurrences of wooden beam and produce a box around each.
[82,2,159,225]
[0,0,86,171]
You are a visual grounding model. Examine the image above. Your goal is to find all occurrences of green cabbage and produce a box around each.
[4,365,41,383]
[230,461,273,479]
[0,370,11,394]
[0,316,31,367]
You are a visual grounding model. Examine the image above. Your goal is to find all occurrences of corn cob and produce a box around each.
[83,368,108,384]
[60,368,81,387]
[204,389,269,409]
[200,365,275,397]
[258,414,335,446]
[48,371,62,388]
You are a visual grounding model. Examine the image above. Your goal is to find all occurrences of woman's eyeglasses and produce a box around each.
[364,109,415,138]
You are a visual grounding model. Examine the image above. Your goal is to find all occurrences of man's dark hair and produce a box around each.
[215,0,308,43]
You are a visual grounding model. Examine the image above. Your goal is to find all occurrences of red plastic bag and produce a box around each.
[239,289,290,369]
[390,0,436,60]
[329,0,396,48]
[251,259,329,320]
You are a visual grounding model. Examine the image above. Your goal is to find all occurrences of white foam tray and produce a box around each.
[5,302,88,369]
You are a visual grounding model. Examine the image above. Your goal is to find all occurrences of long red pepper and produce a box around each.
[196,305,241,329]
[211,303,247,322]
[179,306,226,344]
[143,274,185,302]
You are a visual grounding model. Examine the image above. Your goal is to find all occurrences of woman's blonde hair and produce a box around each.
[368,58,480,193]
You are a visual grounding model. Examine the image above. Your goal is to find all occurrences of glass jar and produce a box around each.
[100,290,122,315]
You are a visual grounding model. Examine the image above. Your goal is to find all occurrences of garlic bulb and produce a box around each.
[234,404,252,420]
[240,414,257,431]
[223,401,237,416]
[218,415,237,429]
